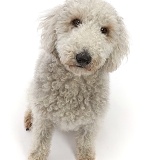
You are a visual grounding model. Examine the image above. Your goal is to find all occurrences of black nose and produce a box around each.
[76,51,92,66]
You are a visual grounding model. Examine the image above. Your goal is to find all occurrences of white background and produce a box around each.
[0,0,160,159]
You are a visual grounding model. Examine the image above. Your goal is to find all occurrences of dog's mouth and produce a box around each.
[76,65,84,68]
[69,65,91,71]
[69,65,85,69]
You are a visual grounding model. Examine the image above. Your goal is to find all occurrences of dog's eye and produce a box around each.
[72,19,82,27]
[101,27,109,35]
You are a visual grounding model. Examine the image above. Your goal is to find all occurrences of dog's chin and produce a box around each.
[65,65,94,76]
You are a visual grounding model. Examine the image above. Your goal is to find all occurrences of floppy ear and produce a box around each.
[39,6,62,54]
[105,17,129,72]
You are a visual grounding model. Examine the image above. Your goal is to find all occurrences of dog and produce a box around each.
[24,0,128,159]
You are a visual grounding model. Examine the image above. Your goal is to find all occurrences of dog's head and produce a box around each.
[40,0,128,76]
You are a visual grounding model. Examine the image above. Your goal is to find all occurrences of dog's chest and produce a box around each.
[44,77,106,130]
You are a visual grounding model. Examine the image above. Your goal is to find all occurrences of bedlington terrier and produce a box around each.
[24,0,128,159]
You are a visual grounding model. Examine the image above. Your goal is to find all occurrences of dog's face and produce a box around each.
[41,0,128,76]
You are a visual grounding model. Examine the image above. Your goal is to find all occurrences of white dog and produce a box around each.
[24,0,128,159]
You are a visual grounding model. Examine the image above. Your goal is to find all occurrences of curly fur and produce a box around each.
[24,0,128,159]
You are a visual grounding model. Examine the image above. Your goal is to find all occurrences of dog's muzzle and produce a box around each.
[76,51,92,67]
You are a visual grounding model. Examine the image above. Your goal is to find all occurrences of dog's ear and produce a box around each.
[39,7,62,54]
[105,17,129,72]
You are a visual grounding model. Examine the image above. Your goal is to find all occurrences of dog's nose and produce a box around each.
[76,51,92,66]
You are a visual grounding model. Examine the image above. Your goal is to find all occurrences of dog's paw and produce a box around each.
[78,158,95,160]
[77,153,95,160]
[25,119,32,131]
[28,153,47,160]
[24,110,32,131]
[77,146,95,160]
[77,150,95,160]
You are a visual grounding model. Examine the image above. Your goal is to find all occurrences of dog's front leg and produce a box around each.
[75,124,96,160]
[28,116,54,160]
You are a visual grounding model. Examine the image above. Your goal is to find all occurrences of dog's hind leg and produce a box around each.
[24,109,33,131]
